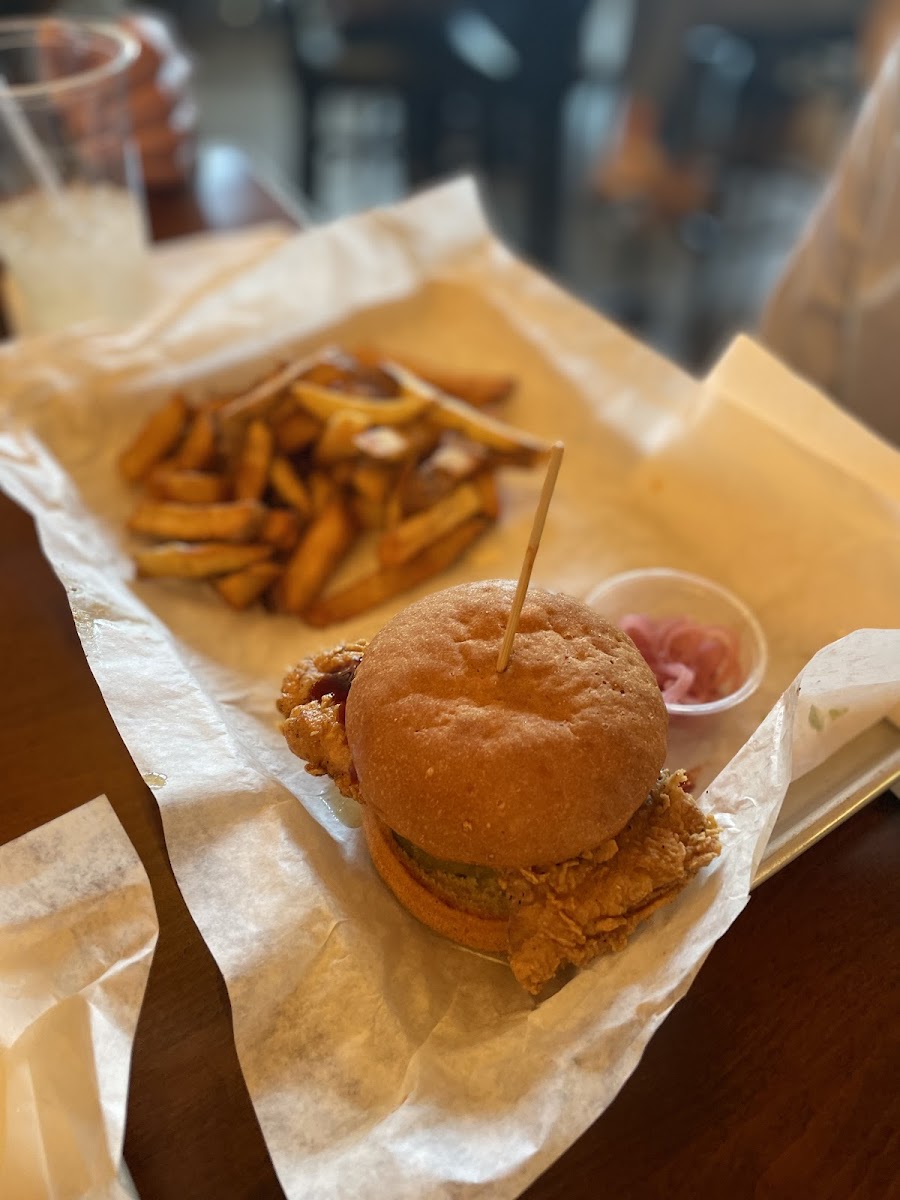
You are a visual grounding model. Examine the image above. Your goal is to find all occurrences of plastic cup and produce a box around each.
[0,18,150,335]
[585,567,768,720]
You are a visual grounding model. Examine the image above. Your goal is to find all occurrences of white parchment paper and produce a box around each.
[1,181,899,1199]
[0,797,157,1200]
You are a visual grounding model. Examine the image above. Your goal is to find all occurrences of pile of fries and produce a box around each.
[118,347,551,626]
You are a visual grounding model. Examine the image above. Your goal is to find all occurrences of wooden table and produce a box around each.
[1,145,897,1200]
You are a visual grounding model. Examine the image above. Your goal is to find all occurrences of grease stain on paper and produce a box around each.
[808,704,849,732]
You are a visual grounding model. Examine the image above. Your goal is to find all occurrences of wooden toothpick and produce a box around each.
[496,441,565,673]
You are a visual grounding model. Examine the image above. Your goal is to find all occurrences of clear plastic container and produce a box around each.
[585,567,768,719]
[0,18,150,334]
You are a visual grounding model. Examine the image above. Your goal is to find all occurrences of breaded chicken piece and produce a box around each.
[278,641,367,799]
[278,649,719,996]
[501,770,720,993]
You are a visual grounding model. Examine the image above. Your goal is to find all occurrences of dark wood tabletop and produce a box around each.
[1,144,897,1200]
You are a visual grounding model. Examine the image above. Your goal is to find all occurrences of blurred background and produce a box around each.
[149,0,875,372]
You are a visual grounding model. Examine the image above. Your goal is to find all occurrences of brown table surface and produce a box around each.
[1,144,898,1200]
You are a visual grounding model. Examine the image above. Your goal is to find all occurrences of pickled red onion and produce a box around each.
[619,613,743,705]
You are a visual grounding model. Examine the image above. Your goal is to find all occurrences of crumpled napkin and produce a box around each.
[0,797,158,1200]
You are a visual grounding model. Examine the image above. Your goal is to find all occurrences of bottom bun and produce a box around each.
[362,808,509,954]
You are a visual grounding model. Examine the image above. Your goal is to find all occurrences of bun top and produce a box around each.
[344,580,667,867]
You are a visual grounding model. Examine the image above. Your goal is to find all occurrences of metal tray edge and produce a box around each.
[752,723,900,889]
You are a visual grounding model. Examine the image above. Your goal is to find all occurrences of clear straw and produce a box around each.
[0,70,64,198]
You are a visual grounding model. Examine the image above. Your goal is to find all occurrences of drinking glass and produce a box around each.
[0,18,151,335]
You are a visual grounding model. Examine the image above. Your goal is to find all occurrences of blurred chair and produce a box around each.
[280,0,591,264]
[600,14,859,367]
[668,20,858,169]
[674,19,859,363]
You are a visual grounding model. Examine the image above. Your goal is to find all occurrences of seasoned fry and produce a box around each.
[274,501,356,614]
[260,507,302,553]
[119,394,189,483]
[315,410,372,464]
[234,420,275,501]
[134,541,273,580]
[273,410,320,453]
[377,481,487,567]
[269,455,312,516]
[214,561,283,610]
[128,499,266,542]
[292,379,432,426]
[305,517,489,627]
[147,466,229,505]
[174,411,217,470]
[354,346,515,407]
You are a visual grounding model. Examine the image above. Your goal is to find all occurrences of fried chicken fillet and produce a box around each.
[277,589,721,995]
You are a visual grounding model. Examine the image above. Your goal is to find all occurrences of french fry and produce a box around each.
[260,507,302,553]
[388,365,549,464]
[315,410,372,464]
[134,541,273,580]
[234,420,275,501]
[119,394,189,483]
[302,347,398,397]
[300,356,354,390]
[431,393,550,465]
[424,436,490,481]
[354,346,515,407]
[308,471,339,515]
[128,499,266,542]
[274,501,356,614]
[273,410,320,453]
[269,455,312,516]
[383,479,406,530]
[147,466,229,505]
[377,480,487,567]
[391,418,442,468]
[398,436,489,515]
[197,391,241,414]
[331,461,357,488]
[120,345,531,621]
[217,356,317,431]
[350,493,387,529]
[174,410,217,470]
[214,561,283,610]
[292,379,432,426]
[305,516,489,627]
[270,394,299,425]
[474,471,500,520]
[353,425,409,463]
[350,461,393,505]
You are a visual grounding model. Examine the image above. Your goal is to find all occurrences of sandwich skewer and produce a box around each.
[496,440,564,673]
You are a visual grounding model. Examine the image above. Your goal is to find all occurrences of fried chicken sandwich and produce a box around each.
[277,580,720,994]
